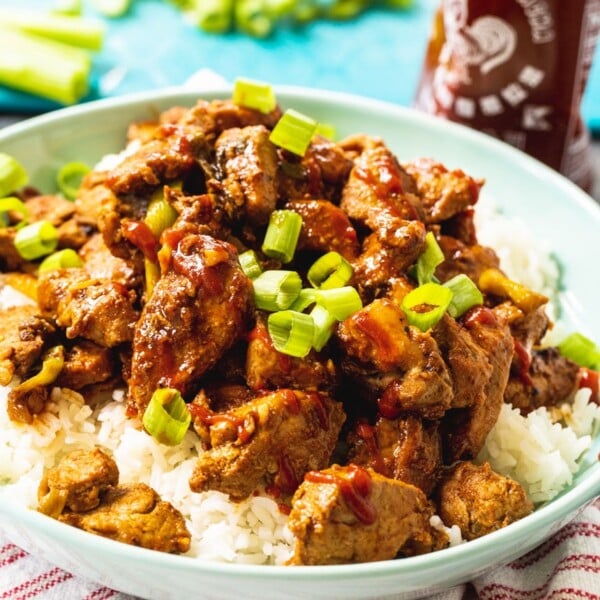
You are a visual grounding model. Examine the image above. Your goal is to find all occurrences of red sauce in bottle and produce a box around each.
[305,464,377,525]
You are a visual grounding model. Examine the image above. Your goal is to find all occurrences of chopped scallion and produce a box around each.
[56,161,90,201]
[0,153,28,197]
[315,286,362,321]
[261,209,302,263]
[233,77,276,114]
[558,333,600,371]
[13,345,64,394]
[0,196,29,228]
[308,251,353,289]
[314,121,336,141]
[14,220,59,261]
[38,248,83,272]
[239,249,263,280]
[142,388,191,446]
[267,309,314,357]
[310,304,337,352]
[252,269,302,311]
[269,108,317,157]
[290,287,317,312]
[235,0,276,37]
[443,274,483,318]
[401,282,453,332]
[144,190,178,238]
[416,231,444,285]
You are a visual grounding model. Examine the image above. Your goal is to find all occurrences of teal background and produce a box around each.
[0,0,599,132]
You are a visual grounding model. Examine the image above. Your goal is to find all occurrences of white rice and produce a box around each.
[0,194,598,561]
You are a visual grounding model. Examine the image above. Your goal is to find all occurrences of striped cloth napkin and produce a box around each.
[1,498,598,600]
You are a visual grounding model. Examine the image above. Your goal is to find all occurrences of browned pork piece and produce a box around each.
[442,306,513,462]
[287,464,447,565]
[189,389,345,500]
[340,143,427,295]
[436,461,533,541]
[245,316,337,392]
[38,448,190,554]
[56,340,116,390]
[210,125,279,226]
[128,233,253,414]
[347,415,442,495]
[504,347,580,414]
[403,158,482,224]
[283,199,360,260]
[0,305,54,385]
[36,268,139,348]
[435,235,501,284]
[337,298,453,420]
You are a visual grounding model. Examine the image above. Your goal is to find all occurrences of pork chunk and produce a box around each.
[189,389,345,500]
[436,461,533,541]
[288,465,446,565]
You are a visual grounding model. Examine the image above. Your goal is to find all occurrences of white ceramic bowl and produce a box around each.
[1,86,599,600]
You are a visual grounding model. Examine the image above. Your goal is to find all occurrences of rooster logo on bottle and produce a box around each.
[439,0,517,85]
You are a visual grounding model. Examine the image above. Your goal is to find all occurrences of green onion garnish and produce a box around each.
[90,0,132,18]
[416,231,444,286]
[142,388,191,446]
[0,28,92,105]
[235,0,276,37]
[310,304,337,352]
[314,122,336,141]
[0,7,104,50]
[401,282,453,332]
[56,161,90,201]
[315,286,362,321]
[443,274,483,318]
[188,0,233,33]
[144,190,178,238]
[267,310,314,358]
[269,108,317,157]
[38,248,83,272]
[0,197,29,228]
[233,77,276,114]
[252,269,302,311]
[558,333,600,370]
[307,251,353,289]
[290,287,318,312]
[261,209,303,263]
[239,249,263,280]
[13,345,64,394]
[0,153,28,197]
[14,220,59,261]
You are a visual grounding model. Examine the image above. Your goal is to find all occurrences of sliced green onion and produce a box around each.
[38,248,83,272]
[56,161,90,200]
[186,0,233,33]
[261,209,303,263]
[290,287,318,312]
[315,286,362,321]
[267,310,314,357]
[314,122,336,141]
[14,220,59,261]
[310,304,337,352]
[144,190,178,238]
[144,257,160,299]
[308,251,353,289]
[269,109,317,157]
[142,388,191,446]
[443,274,483,318]
[416,231,444,286]
[0,197,29,228]
[233,77,276,114]
[239,249,263,280]
[52,0,83,16]
[90,0,132,18]
[293,0,319,22]
[0,28,91,105]
[558,333,600,370]
[13,345,64,394]
[252,270,302,311]
[324,0,368,19]
[0,8,104,50]
[401,282,453,332]
[235,0,276,37]
[0,153,28,197]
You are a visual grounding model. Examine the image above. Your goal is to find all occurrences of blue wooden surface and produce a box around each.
[0,0,599,132]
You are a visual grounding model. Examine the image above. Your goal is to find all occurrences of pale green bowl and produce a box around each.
[1,86,599,600]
